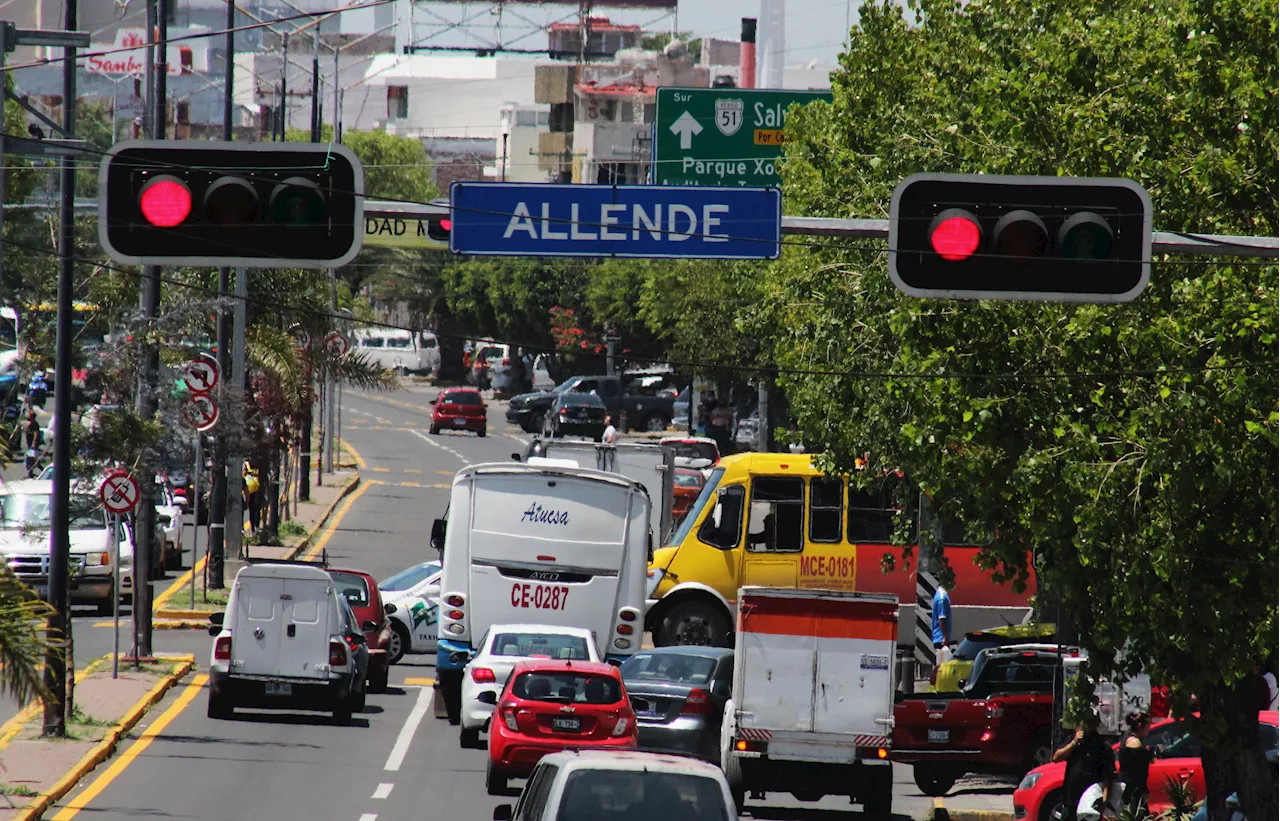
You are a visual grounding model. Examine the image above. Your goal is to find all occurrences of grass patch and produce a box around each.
[1,783,37,796]
[279,520,307,538]
[69,706,113,728]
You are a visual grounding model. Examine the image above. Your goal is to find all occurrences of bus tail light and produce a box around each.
[445,594,465,607]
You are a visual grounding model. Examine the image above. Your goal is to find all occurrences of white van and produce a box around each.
[207,562,364,724]
[352,327,438,375]
[431,462,651,723]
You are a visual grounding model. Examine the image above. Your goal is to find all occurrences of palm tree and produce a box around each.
[0,565,57,705]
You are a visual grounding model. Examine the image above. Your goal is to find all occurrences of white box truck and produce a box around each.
[720,587,897,815]
[431,462,651,724]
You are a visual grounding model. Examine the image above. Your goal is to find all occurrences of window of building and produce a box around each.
[387,86,408,119]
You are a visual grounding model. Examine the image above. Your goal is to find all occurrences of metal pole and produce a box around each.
[223,0,234,137]
[310,30,320,139]
[209,0,234,591]
[112,515,120,679]
[143,0,155,138]
[336,380,342,463]
[225,267,248,564]
[155,0,168,138]
[332,46,339,141]
[189,434,201,609]
[280,31,289,134]
[44,0,78,737]
[326,275,338,474]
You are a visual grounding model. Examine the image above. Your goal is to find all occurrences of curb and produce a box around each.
[0,656,114,750]
[11,654,196,821]
[928,801,1015,821]
[151,609,212,620]
[282,472,361,561]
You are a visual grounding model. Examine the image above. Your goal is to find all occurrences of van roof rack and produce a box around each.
[242,555,329,568]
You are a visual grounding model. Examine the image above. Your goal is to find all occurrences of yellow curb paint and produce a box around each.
[0,656,113,750]
[151,556,207,612]
[47,673,207,821]
[152,609,211,620]
[300,480,374,562]
[403,677,435,686]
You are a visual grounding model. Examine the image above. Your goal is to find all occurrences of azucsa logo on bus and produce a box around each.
[521,502,569,526]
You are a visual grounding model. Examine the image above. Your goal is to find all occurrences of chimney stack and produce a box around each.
[740,18,757,89]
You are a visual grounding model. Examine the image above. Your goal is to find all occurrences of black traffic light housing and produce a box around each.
[888,173,1152,303]
[99,140,364,268]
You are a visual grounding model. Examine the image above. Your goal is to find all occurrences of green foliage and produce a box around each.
[639,31,702,63]
[0,564,58,706]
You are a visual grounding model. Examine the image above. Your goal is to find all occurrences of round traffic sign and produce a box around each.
[291,325,312,351]
[100,471,140,515]
[183,357,219,394]
[183,394,220,431]
[324,331,350,358]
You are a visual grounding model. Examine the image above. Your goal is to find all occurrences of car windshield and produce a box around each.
[560,394,602,408]
[0,493,107,530]
[556,769,732,821]
[620,652,717,685]
[673,472,703,489]
[665,467,724,547]
[954,633,1007,661]
[380,562,441,592]
[443,392,482,406]
[511,672,621,704]
[551,378,579,394]
[491,633,591,660]
[331,571,370,607]
[667,442,719,462]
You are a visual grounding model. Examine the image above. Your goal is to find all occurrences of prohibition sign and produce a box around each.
[183,358,219,394]
[183,394,220,431]
[100,471,140,515]
[324,331,350,358]
[291,326,312,351]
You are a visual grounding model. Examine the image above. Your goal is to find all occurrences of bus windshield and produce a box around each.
[664,467,724,547]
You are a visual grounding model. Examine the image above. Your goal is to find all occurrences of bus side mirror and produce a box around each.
[430,519,446,552]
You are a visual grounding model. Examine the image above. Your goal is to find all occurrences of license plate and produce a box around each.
[454,418,467,425]
[264,681,292,696]
[552,717,581,732]
[927,729,950,743]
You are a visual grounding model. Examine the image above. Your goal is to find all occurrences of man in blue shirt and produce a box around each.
[931,585,952,650]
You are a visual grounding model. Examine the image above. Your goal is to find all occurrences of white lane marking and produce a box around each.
[359,815,378,821]
[372,783,394,800]
[408,428,466,462]
[384,685,433,772]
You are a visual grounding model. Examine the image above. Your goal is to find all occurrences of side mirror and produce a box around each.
[361,620,378,633]
[493,805,513,821]
[207,625,221,637]
[450,650,471,665]
[430,397,437,405]
[209,612,225,626]
[430,519,446,552]
[476,690,498,705]
[384,602,398,615]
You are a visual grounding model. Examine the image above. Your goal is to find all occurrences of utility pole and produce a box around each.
[280,31,289,135]
[208,0,235,589]
[225,267,248,563]
[310,30,320,138]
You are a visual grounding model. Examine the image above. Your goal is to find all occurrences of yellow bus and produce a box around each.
[643,452,1037,648]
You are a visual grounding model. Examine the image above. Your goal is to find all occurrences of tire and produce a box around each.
[95,594,114,617]
[1039,790,1064,821]
[439,668,463,724]
[792,791,824,802]
[862,766,893,816]
[657,598,732,647]
[207,689,233,720]
[1025,732,1054,773]
[730,786,746,814]
[369,664,389,693]
[460,726,482,749]
[352,683,367,712]
[429,425,440,435]
[333,703,353,726]
[912,765,957,797]
[530,411,546,433]
[388,621,411,665]
[477,427,487,438]
[642,414,670,432]
[164,542,180,571]
[485,761,509,796]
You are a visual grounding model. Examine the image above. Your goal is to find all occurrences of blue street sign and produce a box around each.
[449,182,782,260]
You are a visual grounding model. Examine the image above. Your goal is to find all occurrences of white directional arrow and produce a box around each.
[669,111,703,150]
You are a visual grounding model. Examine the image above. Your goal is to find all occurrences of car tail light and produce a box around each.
[681,688,713,716]
[985,700,1004,719]
[346,636,360,653]
[734,738,766,753]
[447,609,464,620]
[329,639,347,668]
[471,667,496,683]
[611,711,633,736]
[503,358,510,366]
[618,609,638,622]
[500,704,519,731]
[616,624,634,636]
[445,594,465,607]
[559,414,568,423]
[213,636,232,661]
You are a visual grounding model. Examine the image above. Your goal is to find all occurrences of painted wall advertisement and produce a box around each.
[84,29,208,76]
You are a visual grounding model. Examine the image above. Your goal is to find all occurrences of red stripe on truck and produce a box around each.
[739,596,897,640]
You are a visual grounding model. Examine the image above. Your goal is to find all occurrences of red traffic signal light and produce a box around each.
[99,140,364,268]
[888,173,1152,303]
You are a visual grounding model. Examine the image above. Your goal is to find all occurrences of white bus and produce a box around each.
[352,327,439,375]
[431,462,651,723]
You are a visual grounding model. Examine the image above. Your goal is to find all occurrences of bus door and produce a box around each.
[740,476,805,587]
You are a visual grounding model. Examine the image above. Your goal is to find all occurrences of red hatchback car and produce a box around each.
[430,388,487,436]
[486,659,637,796]
[328,568,392,692]
[1012,711,1278,821]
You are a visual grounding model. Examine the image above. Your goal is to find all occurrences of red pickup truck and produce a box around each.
[892,646,1072,796]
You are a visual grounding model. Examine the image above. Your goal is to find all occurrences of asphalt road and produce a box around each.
[43,385,1013,821]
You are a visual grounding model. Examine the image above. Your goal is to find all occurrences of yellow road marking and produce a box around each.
[370,467,389,473]
[433,484,450,489]
[402,481,421,488]
[372,425,384,431]
[435,470,454,476]
[51,674,209,820]
[338,437,366,469]
[403,469,422,474]
[301,481,374,561]
[403,677,435,686]
[153,556,207,612]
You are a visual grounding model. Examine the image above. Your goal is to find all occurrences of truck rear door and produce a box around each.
[738,599,816,733]
[233,574,287,677]
[813,598,896,740]
[278,579,332,680]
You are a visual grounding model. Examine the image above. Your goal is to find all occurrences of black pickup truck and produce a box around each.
[505,373,678,434]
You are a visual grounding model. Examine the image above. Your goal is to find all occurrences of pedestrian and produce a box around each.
[931,582,952,658]
[1052,711,1117,821]
[601,414,618,445]
[1267,660,1279,711]
[1119,711,1155,817]
[786,421,805,453]
[1252,660,1276,711]
[244,463,261,534]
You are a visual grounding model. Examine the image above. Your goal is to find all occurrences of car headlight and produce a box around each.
[84,552,110,566]
[1017,771,1042,790]
[646,568,665,598]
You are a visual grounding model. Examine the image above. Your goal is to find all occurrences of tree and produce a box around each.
[0,566,57,705]
[775,0,1276,818]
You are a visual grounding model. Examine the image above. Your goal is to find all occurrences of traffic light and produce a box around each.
[888,173,1152,303]
[425,216,451,243]
[99,140,365,268]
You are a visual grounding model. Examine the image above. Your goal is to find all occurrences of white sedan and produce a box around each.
[458,624,599,750]
[379,562,443,665]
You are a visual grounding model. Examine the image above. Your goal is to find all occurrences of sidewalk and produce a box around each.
[152,469,360,623]
[0,654,195,821]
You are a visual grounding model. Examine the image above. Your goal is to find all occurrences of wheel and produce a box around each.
[352,682,367,712]
[485,761,508,796]
[333,703,353,725]
[429,425,440,435]
[460,726,482,749]
[439,668,463,724]
[477,427,487,438]
[388,621,411,665]
[1024,732,1054,772]
[912,765,957,796]
[1039,790,1064,821]
[792,791,824,802]
[164,542,180,571]
[642,414,670,432]
[95,595,114,617]
[862,766,893,816]
[657,599,732,647]
[530,411,546,432]
[207,689,233,720]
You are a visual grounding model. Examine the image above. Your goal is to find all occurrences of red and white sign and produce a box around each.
[182,394,219,431]
[84,29,209,77]
[183,357,219,394]
[324,331,351,358]
[100,471,140,515]
[510,583,570,611]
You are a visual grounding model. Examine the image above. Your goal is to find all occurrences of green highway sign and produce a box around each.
[653,87,833,187]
